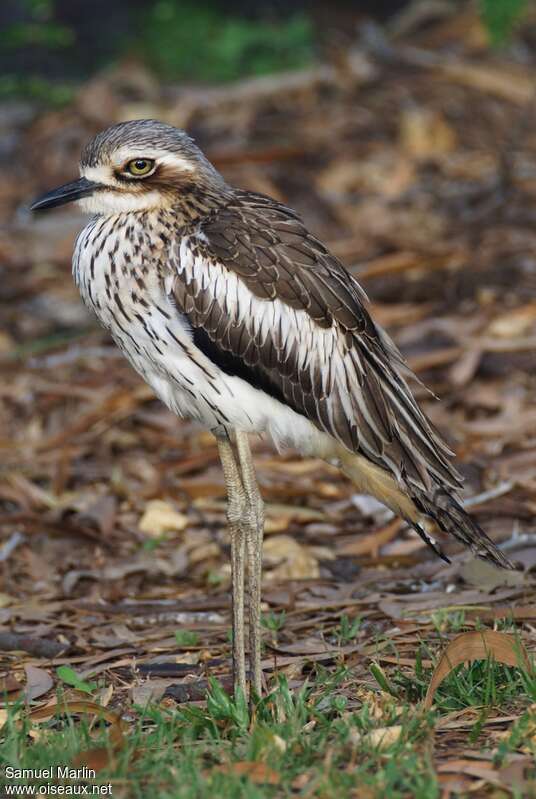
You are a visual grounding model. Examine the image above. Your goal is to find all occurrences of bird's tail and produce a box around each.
[338,449,516,571]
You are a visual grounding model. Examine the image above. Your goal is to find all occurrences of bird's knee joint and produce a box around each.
[227,493,247,526]
[227,494,264,530]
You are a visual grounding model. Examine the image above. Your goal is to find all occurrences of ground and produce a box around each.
[1,7,536,798]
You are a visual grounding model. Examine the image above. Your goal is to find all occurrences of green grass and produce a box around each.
[1,639,535,798]
[0,675,438,798]
[373,615,536,716]
[388,641,536,712]
[2,613,535,797]
[174,630,200,647]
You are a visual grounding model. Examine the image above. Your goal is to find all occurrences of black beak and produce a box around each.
[30,177,99,211]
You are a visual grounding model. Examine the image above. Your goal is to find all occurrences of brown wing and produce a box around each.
[171,189,461,493]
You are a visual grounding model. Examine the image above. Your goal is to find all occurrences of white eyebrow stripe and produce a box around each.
[110,147,196,172]
[152,153,196,172]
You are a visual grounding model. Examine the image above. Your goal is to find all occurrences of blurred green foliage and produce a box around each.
[3,21,73,49]
[3,0,73,50]
[0,0,532,106]
[0,75,74,106]
[0,0,74,103]
[137,1,314,82]
[479,0,528,46]
[0,0,314,103]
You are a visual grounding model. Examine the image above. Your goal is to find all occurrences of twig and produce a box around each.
[0,633,67,658]
[463,482,514,509]
[0,531,25,562]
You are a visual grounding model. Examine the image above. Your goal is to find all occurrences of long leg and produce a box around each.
[235,431,265,699]
[215,433,247,699]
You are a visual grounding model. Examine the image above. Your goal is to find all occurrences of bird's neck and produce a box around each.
[170,186,231,227]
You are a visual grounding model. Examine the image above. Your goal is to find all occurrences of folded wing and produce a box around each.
[170,190,461,496]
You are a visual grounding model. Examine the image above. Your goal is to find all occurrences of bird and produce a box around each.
[31,119,515,701]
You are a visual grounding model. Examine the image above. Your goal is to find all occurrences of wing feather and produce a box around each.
[169,189,462,495]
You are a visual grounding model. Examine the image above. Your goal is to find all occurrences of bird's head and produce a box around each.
[30,119,226,216]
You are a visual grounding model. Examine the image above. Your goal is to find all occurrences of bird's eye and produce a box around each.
[126,159,155,177]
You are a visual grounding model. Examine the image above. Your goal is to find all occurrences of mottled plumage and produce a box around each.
[31,119,515,697]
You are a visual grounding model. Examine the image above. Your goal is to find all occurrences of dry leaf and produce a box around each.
[265,503,325,524]
[71,747,116,773]
[29,699,126,770]
[291,772,313,790]
[499,754,536,790]
[399,108,457,160]
[355,687,402,721]
[71,702,126,772]
[439,61,535,105]
[437,758,500,784]
[339,519,402,557]
[270,734,287,753]
[495,706,536,751]
[424,631,532,710]
[487,302,536,339]
[264,516,291,534]
[263,536,319,581]
[460,559,525,590]
[379,588,523,621]
[139,499,188,536]
[24,665,53,702]
[132,680,169,706]
[96,683,113,707]
[30,700,124,735]
[319,151,415,198]
[350,724,403,749]
[0,675,24,698]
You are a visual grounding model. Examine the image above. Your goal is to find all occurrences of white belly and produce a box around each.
[72,215,333,458]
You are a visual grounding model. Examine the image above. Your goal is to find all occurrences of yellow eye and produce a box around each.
[126,158,154,177]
